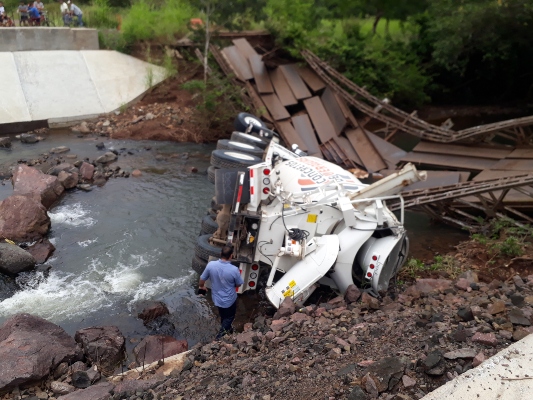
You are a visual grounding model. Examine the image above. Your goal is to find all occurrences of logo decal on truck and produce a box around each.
[287,159,359,190]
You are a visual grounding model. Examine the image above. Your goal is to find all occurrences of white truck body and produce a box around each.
[222,142,426,308]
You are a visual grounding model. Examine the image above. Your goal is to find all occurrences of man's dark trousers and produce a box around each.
[216,300,237,339]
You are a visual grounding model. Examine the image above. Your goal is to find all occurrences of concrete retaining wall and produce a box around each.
[0,28,99,52]
[0,50,166,132]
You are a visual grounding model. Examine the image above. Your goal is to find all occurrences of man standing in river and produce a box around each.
[198,245,243,340]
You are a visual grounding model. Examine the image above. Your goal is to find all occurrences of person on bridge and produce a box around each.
[69,1,83,26]
[198,245,244,340]
[33,0,44,13]
[59,0,70,26]
[0,2,5,23]
[17,1,29,25]
[28,4,40,25]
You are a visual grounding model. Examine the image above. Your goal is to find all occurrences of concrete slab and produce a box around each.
[422,334,533,400]
[0,53,31,124]
[0,50,166,130]
[0,28,98,52]
[82,50,166,113]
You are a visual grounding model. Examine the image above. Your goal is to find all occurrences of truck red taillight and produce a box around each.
[251,264,259,270]
[263,168,270,175]
[263,187,270,194]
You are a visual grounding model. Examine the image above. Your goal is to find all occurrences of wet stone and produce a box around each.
[508,308,531,326]
[457,307,474,322]
[422,352,442,370]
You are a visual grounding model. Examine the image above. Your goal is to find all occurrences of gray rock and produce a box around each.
[26,239,55,265]
[0,313,78,393]
[47,163,76,176]
[96,142,105,150]
[50,146,70,154]
[20,133,38,144]
[457,307,474,322]
[95,152,117,164]
[77,184,93,192]
[0,137,11,148]
[113,379,160,397]
[58,171,79,190]
[422,351,442,370]
[50,381,75,395]
[443,348,477,359]
[366,356,405,392]
[510,293,525,307]
[71,370,91,388]
[0,243,36,276]
[509,308,531,326]
[347,385,368,400]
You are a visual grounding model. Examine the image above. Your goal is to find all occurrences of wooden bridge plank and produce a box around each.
[221,46,253,81]
[280,64,312,100]
[506,147,533,159]
[334,136,362,166]
[345,127,387,173]
[366,130,406,169]
[490,159,533,172]
[276,120,308,151]
[413,142,512,160]
[303,96,336,143]
[321,87,347,136]
[249,54,274,94]
[296,65,326,92]
[270,67,298,107]
[291,114,321,155]
[260,93,290,121]
[232,38,258,60]
[401,152,496,171]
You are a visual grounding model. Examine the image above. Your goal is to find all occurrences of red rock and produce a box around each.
[243,322,253,332]
[402,374,417,388]
[336,337,350,348]
[314,307,326,316]
[0,195,50,242]
[291,357,301,365]
[80,162,95,181]
[273,296,296,319]
[131,169,142,177]
[0,314,78,392]
[472,351,485,367]
[290,313,311,323]
[58,171,79,190]
[270,319,288,332]
[361,292,380,310]
[12,165,64,209]
[362,373,379,398]
[328,296,345,305]
[344,284,362,303]
[235,331,257,345]
[26,239,55,264]
[472,332,498,347]
[132,335,188,366]
[137,301,169,324]
[415,278,452,293]
[358,360,375,367]
[455,278,470,291]
[190,167,198,173]
[74,326,125,375]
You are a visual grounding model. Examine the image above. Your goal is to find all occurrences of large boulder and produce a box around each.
[74,326,126,376]
[133,335,188,366]
[0,195,51,242]
[57,382,114,400]
[0,137,11,148]
[20,133,38,144]
[136,300,170,324]
[58,171,79,190]
[0,243,36,276]
[12,165,64,209]
[80,162,95,181]
[0,314,79,393]
[26,239,55,264]
[95,152,117,164]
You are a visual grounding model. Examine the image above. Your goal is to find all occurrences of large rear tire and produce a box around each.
[195,234,223,261]
[210,149,262,169]
[230,131,269,150]
[201,214,218,235]
[234,112,266,133]
[207,166,216,184]
[191,256,207,274]
[216,139,264,157]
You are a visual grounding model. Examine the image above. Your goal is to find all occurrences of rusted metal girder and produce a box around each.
[387,174,533,229]
[302,50,533,145]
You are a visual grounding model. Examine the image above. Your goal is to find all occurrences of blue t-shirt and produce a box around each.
[28,7,39,18]
[200,259,244,308]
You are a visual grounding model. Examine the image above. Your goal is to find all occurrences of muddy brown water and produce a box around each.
[0,130,465,357]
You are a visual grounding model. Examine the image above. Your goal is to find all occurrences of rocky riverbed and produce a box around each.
[2,272,533,399]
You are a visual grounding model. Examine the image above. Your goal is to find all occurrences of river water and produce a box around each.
[0,130,466,350]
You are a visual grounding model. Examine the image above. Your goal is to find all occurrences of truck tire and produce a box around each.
[195,234,222,261]
[201,214,218,235]
[191,255,207,274]
[207,166,216,184]
[230,131,269,150]
[234,112,266,133]
[210,150,262,169]
[216,139,264,157]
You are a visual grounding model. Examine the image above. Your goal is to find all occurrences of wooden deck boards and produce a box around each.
[345,127,387,173]
[221,46,253,81]
[260,93,290,121]
[292,114,321,155]
[413,142,512,159]
[280,64,312,100]
[249,54,273,94]
[303,96,336,143]
[401,152,496,171]
[321,87,347,136]
[270,67,298,107]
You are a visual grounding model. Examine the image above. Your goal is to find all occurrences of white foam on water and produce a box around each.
[0,252,192,323]
[78,239,98,247]
[48,203,96,227]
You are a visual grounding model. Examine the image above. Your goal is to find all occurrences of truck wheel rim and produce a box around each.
[225,152,256,161]
[244,116,262,127]
[237,132,262,142]
[228,141,254,150]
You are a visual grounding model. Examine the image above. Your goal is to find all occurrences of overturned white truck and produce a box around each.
[193,113,426,308]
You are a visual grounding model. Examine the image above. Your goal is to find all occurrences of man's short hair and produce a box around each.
[221,245,233,259]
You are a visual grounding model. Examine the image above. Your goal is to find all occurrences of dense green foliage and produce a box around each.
[5,0,532,107]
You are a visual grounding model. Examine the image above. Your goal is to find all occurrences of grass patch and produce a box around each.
[399,255,462,281]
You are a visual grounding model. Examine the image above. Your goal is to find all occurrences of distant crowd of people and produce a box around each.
[0,0,83,26]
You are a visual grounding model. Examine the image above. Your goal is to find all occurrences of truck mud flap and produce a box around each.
[266,235,339,308]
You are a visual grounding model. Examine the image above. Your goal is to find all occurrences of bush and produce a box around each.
[84,0,120,29]
[121,0,195,44]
